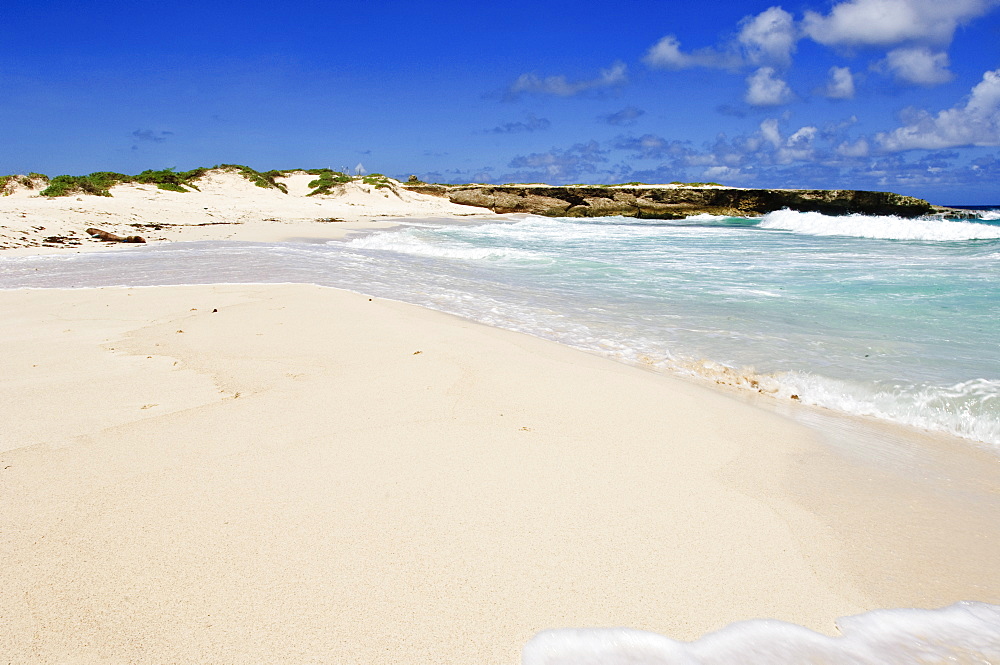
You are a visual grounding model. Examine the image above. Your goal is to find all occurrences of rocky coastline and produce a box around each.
[403,183,939,218]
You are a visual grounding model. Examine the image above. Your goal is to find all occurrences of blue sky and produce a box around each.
[3,0,999,203]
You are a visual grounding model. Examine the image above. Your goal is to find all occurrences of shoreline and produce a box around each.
[1,282,997,663]
[4,199,997,451]
[5,226,997,452]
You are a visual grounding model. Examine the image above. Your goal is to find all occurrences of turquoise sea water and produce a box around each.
[4,208,997,447]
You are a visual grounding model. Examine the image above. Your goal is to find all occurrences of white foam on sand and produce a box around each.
[524,602,1000,665]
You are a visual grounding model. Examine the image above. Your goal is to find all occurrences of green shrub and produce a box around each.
[40,172,131,197]
[362,173,392,190]
[37,168,212,197]
[215,164,288,193]
[2,173,49,195]
[306,169,352,196]
[132,167,207,192]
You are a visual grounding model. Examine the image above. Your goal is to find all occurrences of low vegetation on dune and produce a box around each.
[215,164,288,193]
[302,169,352,196]
[37,168,208,197]
[41,172,132,197]
[32,165,289,197]
[300,170,394,196]
[135,168,208,192]
[26,165,394,198]
[6,166,729,199]
[361,173,393,189]
[1,173,49,195]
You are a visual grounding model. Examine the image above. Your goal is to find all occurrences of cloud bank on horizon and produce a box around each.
[2,0,999,202]
[490,0,1000,201]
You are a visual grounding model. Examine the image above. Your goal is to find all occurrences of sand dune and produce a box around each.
[0,169,497,253]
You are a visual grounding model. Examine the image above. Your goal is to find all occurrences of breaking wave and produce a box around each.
[682,360,1000,445]
[345,228,547,262]
[758,209,1000,241]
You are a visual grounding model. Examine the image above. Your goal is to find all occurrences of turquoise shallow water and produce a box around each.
[2,208,999,446]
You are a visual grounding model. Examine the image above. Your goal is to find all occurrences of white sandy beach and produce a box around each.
[0,170,495,252]
[1,172,998,663]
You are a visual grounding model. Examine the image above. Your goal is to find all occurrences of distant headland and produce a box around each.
[405,182,938,219]
[2,164,955,222]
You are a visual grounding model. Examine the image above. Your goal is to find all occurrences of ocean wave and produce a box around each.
[569,213,735,225]
[684,213,730,221]
[345,229,546,262]
[565,213,756,229]
[977,209,1000,220]
[785,375,999,445]
[759,209,1000,241]
[524,602,1000,665]
[674,361,1000,446]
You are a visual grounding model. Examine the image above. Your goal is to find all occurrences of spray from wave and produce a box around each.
[758,209,1000,241]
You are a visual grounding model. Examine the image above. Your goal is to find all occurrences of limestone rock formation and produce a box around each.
[403,184,935,218]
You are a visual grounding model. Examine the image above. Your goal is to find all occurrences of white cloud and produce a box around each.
[779,125,818,162]
[760,118,783,147]
[745,120,825,163]
[787,126,819,145]
[645,6,798,71]
[836,138,871,157]
[881,47,953,85]
[745,67,793,106]
[877,68,1000,150]
[702,165,749,181]
[738,7,798,67]
[509,62,627,97]
[643,35,739,70]
[802,0,1000,47]
[824,66,856,98]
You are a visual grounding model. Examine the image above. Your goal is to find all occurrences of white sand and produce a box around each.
[0,169,497,252]
[1,284,997,664]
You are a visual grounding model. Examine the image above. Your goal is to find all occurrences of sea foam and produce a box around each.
[759,209,1000,241]
[345,228,547,262]
[523,602,1000,665]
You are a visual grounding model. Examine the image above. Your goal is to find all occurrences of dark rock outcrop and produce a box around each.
[405,184,935,218]
[86,227,146,243]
